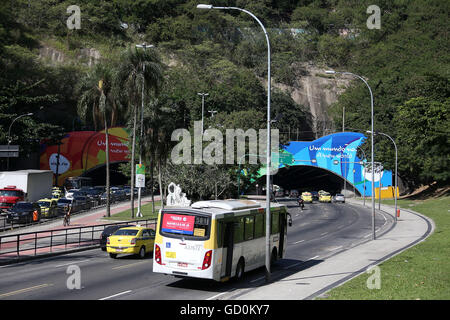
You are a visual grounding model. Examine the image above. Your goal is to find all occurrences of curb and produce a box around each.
[305,199,435,299]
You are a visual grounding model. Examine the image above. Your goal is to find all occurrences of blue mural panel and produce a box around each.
[280,132,393,196]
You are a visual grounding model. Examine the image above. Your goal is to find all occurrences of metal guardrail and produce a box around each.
[0,195,151,232]
[0,218,157,264]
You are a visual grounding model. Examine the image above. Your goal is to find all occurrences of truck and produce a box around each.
[0,170,53,211]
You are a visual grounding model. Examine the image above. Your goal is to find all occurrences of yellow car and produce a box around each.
[37,198,58,218]
[319,192,332,203]
[107,226,155,259]
[301,192,313,203]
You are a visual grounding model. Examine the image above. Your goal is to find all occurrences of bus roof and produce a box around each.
[192,199,261,211]
[164,199,286,218]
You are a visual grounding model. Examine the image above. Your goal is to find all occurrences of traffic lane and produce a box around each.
[0,249,159,300]
[119,201,380,300]
[0,202,393,300]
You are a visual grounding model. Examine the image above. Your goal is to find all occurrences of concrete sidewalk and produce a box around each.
[234,198,435,300]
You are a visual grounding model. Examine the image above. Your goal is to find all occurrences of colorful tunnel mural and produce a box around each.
[278,132,393,197]
[40,127,130,186]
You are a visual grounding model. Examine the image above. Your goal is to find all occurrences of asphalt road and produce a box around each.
[0,200,394,300]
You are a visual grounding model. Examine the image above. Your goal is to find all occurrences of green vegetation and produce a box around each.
[1,0,448,197]
[102,200,162,221]
[319,196,450,300]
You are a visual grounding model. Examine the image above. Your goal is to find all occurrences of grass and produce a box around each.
[318,196,450,300]
[102,200,161,221]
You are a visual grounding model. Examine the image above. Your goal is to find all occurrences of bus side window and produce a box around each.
[254,214,264,238]
[271,211,280,235]
[233,217,244,244]
[244,216,254,241]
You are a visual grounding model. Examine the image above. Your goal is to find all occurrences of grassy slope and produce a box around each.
[320,196,450,300]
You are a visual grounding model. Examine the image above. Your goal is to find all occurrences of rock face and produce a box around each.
[273,62,350,140]
[38,44,101,67]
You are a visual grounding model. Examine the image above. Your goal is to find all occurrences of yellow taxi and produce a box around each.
[37,198,58,218]
[319,192,332,203]
[301,192,313,203]
[106,226,155,259]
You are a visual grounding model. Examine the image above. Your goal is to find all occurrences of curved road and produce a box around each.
[0,200,394,300]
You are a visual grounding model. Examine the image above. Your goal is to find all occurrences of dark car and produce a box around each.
[99,224,133,251]
[311,191,319,201]
[73,194,90,210]
[100,191,116,204]
[57,198,73,216]
[6,202,41,224]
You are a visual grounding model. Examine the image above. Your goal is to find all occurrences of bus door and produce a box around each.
[221,222,234,278]
[279,212,287,258]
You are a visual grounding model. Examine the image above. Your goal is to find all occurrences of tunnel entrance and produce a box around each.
[81,161,129,186]
[272,165,360,196]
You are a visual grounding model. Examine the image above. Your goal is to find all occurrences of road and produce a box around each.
[0,200,394,300]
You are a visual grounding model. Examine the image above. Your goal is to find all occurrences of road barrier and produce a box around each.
[0,218,156,265]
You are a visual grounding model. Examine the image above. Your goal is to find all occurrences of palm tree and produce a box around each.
[115,46,163,218]
[77,62,117,217]
[141,95,186,211]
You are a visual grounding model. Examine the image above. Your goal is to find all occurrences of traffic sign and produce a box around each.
[0,145,19,158]
[136,164,145,188]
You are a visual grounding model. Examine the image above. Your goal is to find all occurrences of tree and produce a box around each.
[76,62,117,217]
[393,97,449,190]
[115,46,163,217]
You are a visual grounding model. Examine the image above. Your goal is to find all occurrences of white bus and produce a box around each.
[153,199,289,282]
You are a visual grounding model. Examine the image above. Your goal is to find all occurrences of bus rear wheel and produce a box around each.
[271,248,278,267]
[235,258,245,280]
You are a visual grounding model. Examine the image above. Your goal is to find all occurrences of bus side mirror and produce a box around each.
[288,219,292,227]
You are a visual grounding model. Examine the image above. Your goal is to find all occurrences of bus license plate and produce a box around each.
[166,251,176,258]
[177,262,188,267]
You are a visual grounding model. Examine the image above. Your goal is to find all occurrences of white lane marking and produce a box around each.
[250,276,265,283]
[320,232,328,236]
[292,239,305,244]
[207,290,234,300]
[99,290,132,300]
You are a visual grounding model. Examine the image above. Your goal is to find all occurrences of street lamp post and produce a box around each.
[135,43,154,218]
[197,4,272,281]
[367,130,398,221]
[326,70,376,240]
[197,92,209,134]
[357,146,368,206]
[7,112,33,171]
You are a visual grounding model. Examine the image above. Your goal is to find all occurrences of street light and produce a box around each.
[326,69,376,240]
[197,92,209,133]
[7,112,33,171]
[197,4,273,281]
[367,130,398,222]
[135,43,154,217]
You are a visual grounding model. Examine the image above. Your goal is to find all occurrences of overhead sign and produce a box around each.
[0,145,19,157]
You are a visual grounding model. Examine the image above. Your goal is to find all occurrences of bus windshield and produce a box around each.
[160,212,210,240]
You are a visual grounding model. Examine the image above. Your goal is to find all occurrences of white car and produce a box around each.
[334,194,345,203]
